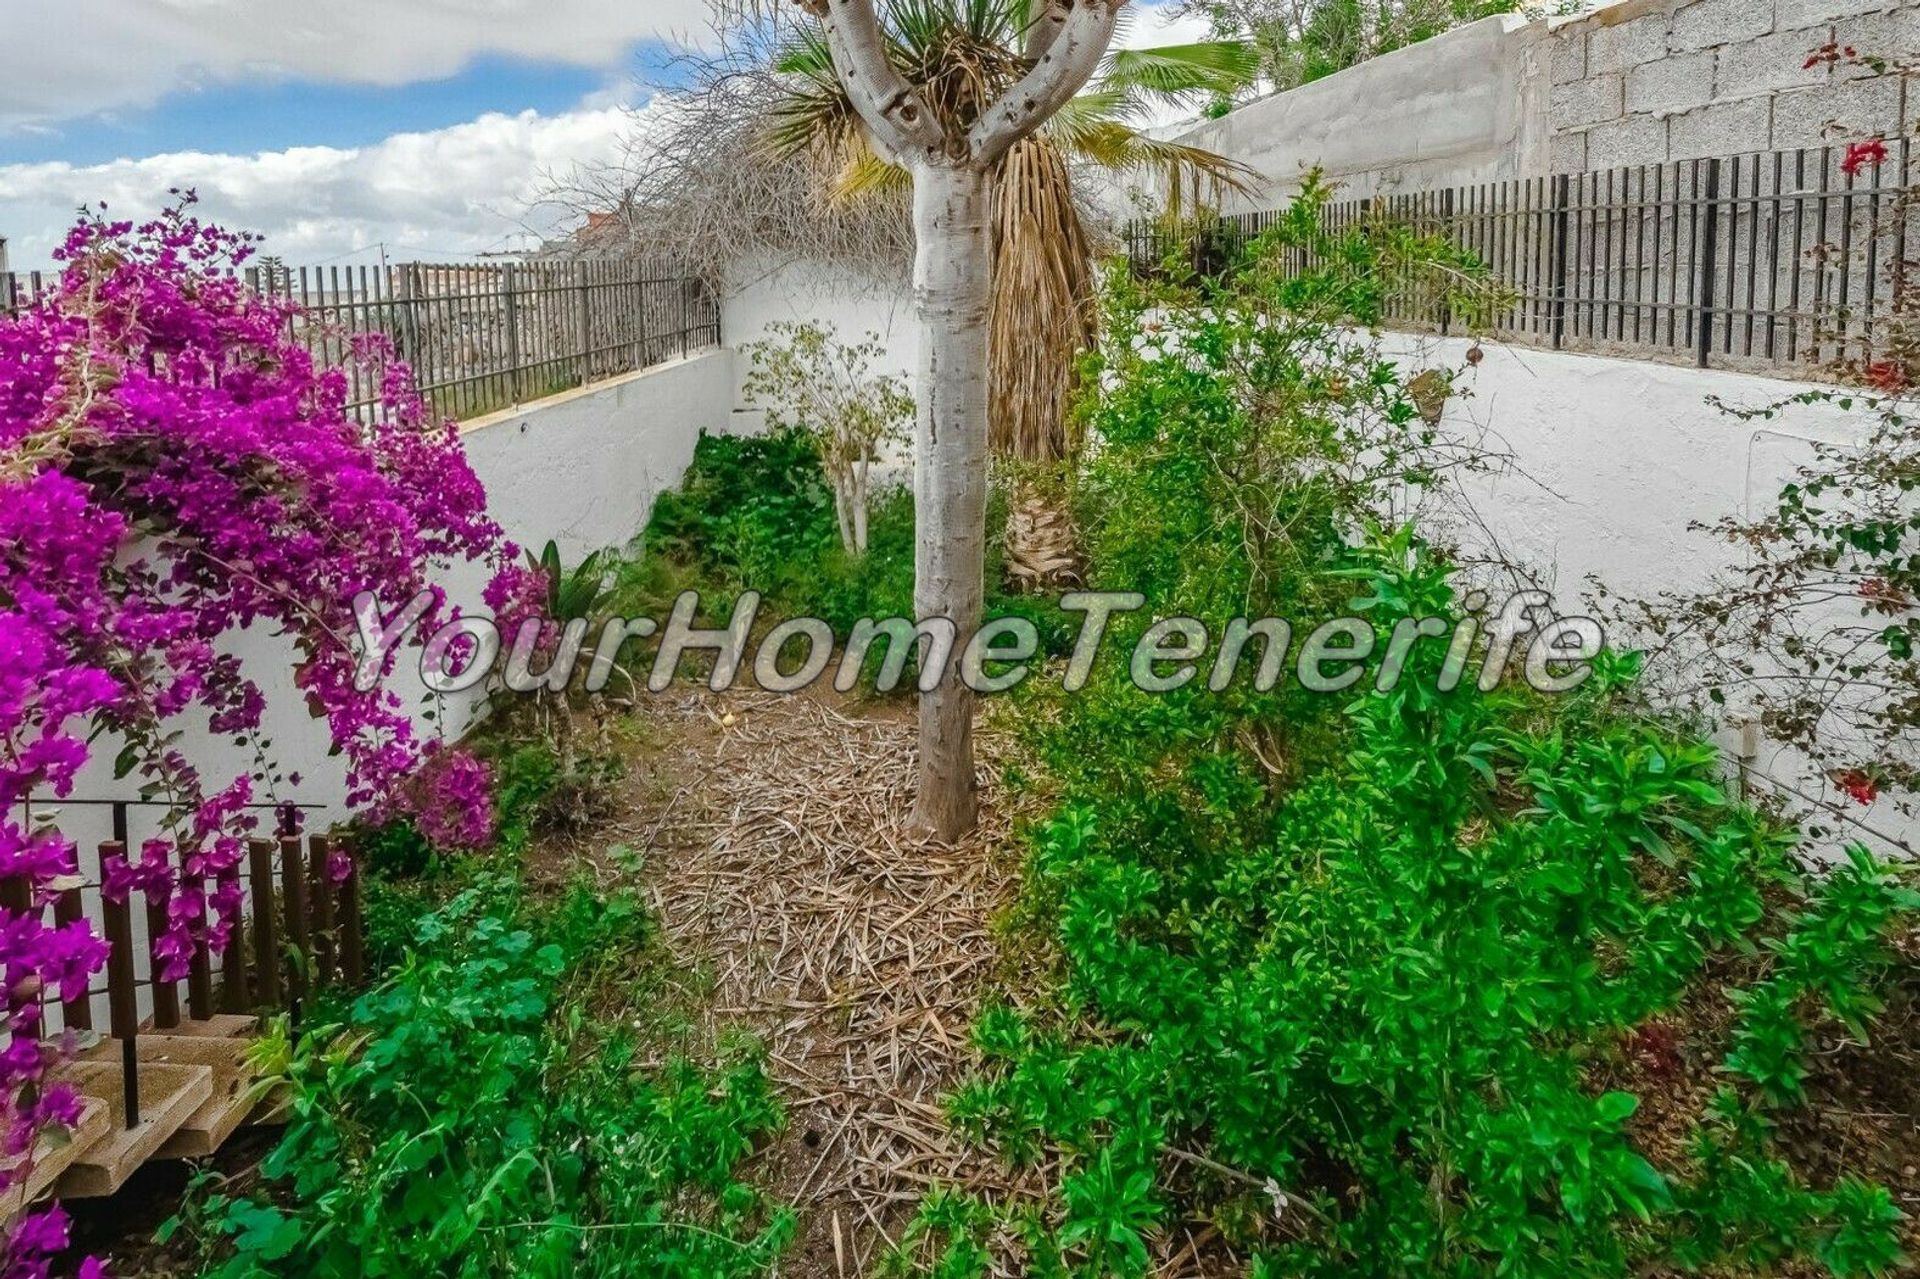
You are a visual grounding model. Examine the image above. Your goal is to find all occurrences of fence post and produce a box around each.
[1550,173,1572,350]
[1694,157,1723,368]
[503,264,524,406]
[1440,187,1457,336]
[681,281,691,360]
[248,839,280,1007]
[576,263,593,383]
[100,842,140,1129]
[396,262,420,368]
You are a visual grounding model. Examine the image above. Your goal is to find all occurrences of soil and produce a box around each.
[525,683,1047,1277]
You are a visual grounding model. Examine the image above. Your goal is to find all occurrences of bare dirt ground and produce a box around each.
[550,686,1046,1277]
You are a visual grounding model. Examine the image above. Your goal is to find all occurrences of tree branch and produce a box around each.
[1024,0,1073,60]
[971,0,1125,166]
[795,0,950,164]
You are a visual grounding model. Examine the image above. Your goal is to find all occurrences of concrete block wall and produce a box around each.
[1168,0,1916,210]
[1548,0,1916,171]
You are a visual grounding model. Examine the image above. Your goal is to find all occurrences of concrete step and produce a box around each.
[54,1061,214,1198]
[138,1014,257,1039]
[0,1097,110,1216]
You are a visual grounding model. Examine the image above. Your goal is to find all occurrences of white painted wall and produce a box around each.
[56,349,739,836]
[1382,332,1912,858]
[720,257,918,423]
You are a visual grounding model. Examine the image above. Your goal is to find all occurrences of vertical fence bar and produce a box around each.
[100,842,140,1129]
[577,262,594,385]
[54,884,92,1031]
[248,839,280,1008]
[0,878,36,1078]
[1550,173,1573,349]
[503,264,523,407]
[220,881,250,1015]
[187,901,215,1022]
[1695,157,1723,368]
[307,836,336,991]
[145,845,181,1030]
[280,833,311,1016]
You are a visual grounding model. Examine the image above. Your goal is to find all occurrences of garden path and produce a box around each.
[588,687,1043,1277]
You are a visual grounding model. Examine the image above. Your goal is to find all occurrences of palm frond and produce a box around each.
[991,137,1095,465]
[1101,41,1261,106]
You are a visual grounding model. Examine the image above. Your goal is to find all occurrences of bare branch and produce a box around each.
[1024,0,1073,60]
[970,0,1125,167]
[803,0,951,163]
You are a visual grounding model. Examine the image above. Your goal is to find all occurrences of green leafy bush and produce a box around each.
[636,427,1073,652]
[173,875,792,1278]
[917,188,1918,1278]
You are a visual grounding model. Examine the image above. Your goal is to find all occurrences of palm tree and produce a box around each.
[771,4,1256,591]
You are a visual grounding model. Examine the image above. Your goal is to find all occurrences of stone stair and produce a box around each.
[5,1017,279,1203]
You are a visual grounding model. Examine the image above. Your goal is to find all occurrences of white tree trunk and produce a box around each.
[853,455,871,555]
[832,470,857,556]
[908,162,993,840]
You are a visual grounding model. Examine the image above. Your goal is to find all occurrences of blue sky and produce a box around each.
[0,1,1205,269]
[1,54,664,169]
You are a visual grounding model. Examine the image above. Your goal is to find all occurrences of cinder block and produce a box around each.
[1588,13,1675,70]
[1627,50,1717,113]
[1553,73,1627,127]
[1552,130,1590,173]
[1669,94,1773,157]
[1774,0,1890,31]
[1552,30,1589,83]
[1826,9,1920,62]
[1587,114,1670,167]
[1714,26,1841,94]
[1672,0,1776,49]
[1770,72,1904,146]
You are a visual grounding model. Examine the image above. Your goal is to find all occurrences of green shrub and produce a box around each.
[922,186,1918,1278]
[172,874,792,1278]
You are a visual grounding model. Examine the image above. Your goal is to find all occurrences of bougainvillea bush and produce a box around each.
[0,200,517,1270]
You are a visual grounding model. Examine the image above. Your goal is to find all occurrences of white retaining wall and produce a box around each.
[58,350,740,839]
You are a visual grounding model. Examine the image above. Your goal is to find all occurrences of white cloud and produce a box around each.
[0,105,645,268]
[2,0,717,131]
[0,1,1218,269]
[1118,0,1216,49]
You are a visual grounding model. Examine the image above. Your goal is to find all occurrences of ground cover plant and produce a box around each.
[637,424,1074,656]
[162,762,794,1279]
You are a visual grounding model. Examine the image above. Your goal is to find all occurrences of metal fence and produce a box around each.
[1,257,722,422]
[1128,141,1918,376]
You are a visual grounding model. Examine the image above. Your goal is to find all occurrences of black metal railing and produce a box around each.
[2,258,722,423]
[1128,141,1918,375]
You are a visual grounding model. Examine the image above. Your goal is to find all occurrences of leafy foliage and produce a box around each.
[740,321,912,555]
[172,873,792,1278]
[637,427,1073,652]
[908,195,1919,1277]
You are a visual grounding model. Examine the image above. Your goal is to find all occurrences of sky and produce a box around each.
[0,0,1210,271]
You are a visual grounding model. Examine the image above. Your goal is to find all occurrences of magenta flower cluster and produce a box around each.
[0,199,530,1270]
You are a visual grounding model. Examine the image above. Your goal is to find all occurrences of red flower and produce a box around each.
[1864,359,1907,394]
[1805,40,1839,69]
[1834,769,1880,806]
[1842,138,1888,177]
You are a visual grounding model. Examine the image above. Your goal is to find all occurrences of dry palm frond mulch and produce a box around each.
[612,688,1043,1277]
